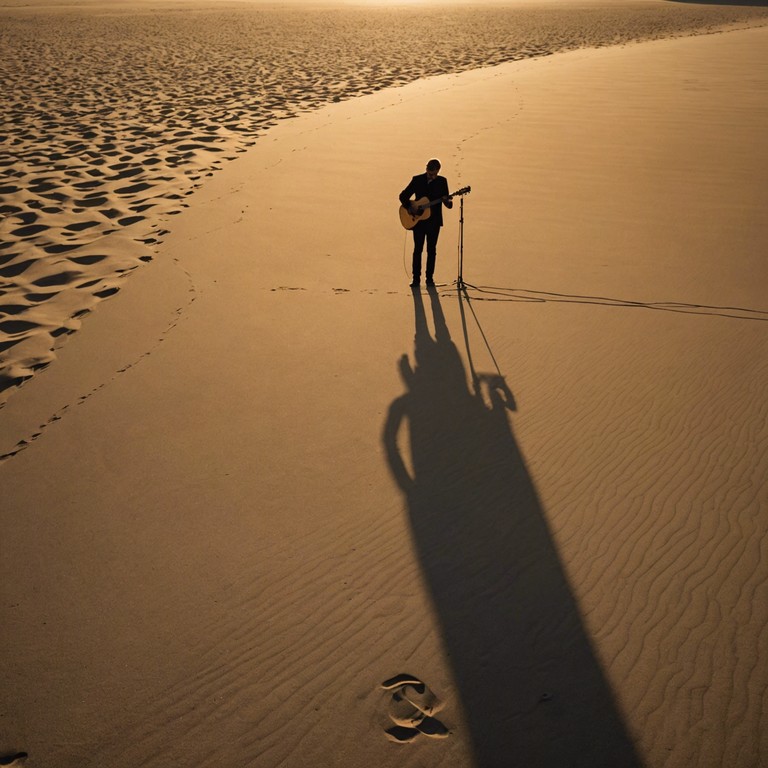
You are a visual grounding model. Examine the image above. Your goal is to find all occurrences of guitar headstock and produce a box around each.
[453,186,471,196]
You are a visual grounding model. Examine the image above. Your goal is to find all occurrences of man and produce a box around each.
[399,158,453,287]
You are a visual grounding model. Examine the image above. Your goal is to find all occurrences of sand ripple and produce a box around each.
[2,2,767,403]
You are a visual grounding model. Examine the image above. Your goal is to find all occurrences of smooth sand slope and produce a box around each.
[3,0,768,402]
[2,21,768,768]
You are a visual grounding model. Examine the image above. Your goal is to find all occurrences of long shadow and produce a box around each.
[383,287,642,767]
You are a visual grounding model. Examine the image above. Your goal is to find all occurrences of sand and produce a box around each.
[2,3,768,768]
[3,0,768,402]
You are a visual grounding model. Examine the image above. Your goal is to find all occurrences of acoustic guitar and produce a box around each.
[399,186,471,230]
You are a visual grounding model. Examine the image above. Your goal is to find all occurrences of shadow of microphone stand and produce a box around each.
[450,186,515,411]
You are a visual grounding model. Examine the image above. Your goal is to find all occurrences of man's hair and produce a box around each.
[426,158,441,171]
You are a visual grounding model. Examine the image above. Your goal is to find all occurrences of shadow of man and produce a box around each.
[383,287,642,767]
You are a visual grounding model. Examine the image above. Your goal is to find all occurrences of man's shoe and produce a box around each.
[410,279,420,287]
[425,278,435,287]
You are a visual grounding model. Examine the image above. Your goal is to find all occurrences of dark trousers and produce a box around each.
[412,224,440,281]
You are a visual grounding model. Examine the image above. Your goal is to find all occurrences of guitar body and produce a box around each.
[399,197,432,230]
[398,186,470,230]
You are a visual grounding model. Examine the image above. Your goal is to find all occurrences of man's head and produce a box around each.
[426,159,441,180]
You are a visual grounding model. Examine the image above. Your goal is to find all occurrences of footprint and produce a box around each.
[384,725,420,744]
[67,254,108,265]
[399,682,442,717]
[416,716,449,739]
[380,674,449,743]
[381,673,424,690]
[389,691,426,728]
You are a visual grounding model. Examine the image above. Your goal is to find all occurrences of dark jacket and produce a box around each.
[399,173,451,228]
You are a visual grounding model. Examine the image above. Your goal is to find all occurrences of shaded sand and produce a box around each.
[2,18,768,768]
[3,1,768,403]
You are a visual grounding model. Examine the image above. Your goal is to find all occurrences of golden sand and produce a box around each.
[2,0,767,402]
[1,5,767,768]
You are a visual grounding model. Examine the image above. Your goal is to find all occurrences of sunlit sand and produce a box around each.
[1,2,767,767]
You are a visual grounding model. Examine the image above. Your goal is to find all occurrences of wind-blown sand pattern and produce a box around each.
[1,4,768,768]
[2,0,768,402]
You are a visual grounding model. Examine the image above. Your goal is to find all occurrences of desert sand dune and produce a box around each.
[2,0,767,402]
[1,4,767,768]
[383,286,642,765]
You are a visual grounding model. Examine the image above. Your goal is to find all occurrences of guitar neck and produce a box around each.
[424,186,470,208]
[424,191,460,208]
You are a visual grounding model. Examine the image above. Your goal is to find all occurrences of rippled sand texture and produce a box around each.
[2,1,767,403]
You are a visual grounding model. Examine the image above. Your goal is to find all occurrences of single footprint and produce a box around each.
[416,717,449,739]
[384,725,420,744]
[400,682,442,717]
[380,674,449,743]
[389,690,426,728]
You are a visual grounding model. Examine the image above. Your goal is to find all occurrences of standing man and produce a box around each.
[399,158,453,287]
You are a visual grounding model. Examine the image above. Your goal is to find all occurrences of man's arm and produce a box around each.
[399,176,418,208]
[442,177,453,209]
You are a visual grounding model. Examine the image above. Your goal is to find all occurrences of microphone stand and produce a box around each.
[452,188,472,290]
[457,195,466,289]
